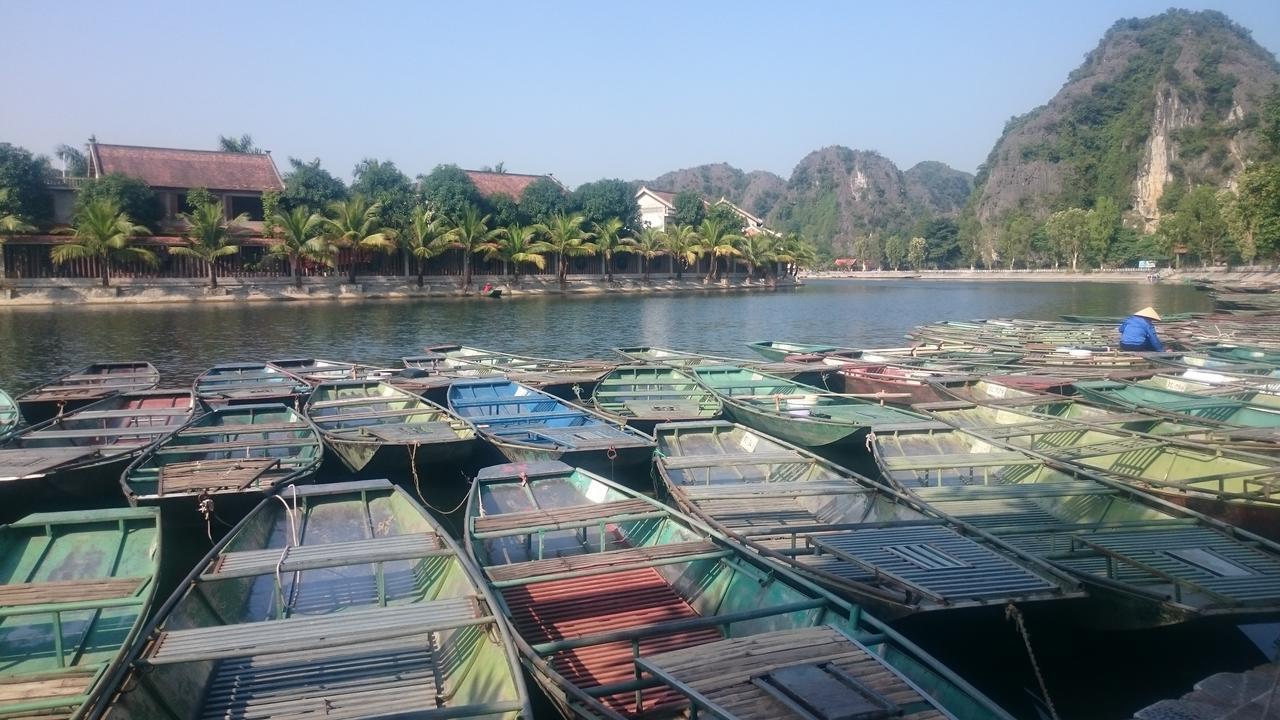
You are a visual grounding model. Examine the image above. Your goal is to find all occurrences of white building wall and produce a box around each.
[637,194,672,230]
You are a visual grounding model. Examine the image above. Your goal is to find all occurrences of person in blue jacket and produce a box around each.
[1117,306,1165,352]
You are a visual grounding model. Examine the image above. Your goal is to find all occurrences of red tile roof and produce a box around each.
[463,170,561,199]
[89,143,284,192]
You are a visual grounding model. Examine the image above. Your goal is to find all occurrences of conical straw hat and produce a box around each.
[1133,307,1161,321]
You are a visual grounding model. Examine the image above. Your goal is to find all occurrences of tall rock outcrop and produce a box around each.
[971,9,1280,244]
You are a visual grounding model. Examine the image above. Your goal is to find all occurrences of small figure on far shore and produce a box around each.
[1118,306,1165,352]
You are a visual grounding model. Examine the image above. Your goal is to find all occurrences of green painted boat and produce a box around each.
[121,404,322,509]
[690,366,935,452]
[1138,374,1280,408]
[745,340,843,361]
[266,357,386,385]
[0,506,160,719]
[306,379,475,474]
[1074,379,1280,428]
[930,376,1060,405]
[0,391,196,517]
[590,365,721,433]
[1060,313,1199,324]
[0,389,20,442]
[653,420,1079,618]
[872,423,1280,627]
[919,401,1280,539]
[465,460,1014,719]
[194,362,311,409]
[612,345,836,386]
[18,363,160,425]
[1152,353,1280,377]
[98,479,530,720]
[1208,345,1280,365]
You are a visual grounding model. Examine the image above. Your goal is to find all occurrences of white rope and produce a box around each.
[271,486,300,616]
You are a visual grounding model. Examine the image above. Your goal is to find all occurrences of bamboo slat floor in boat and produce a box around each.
[471,498,658,536]
[636,625,947,720]
[502,567,720,717]
[203,533,445,580]
[0,448,99,478]
[0,669,98,715]
[0,577,145,606]
[157,458,281,494]
[484,540,724,584]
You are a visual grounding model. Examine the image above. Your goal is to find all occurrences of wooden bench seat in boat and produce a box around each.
[472,499,662,537]
[520,426,644,448]
[452,397,559,408]
[143,596,492,665]
[155,439,306,455]
[912,482,1113,501]
[315,408,440,423]
[308,396,408,408]
[352,423,462,443]
[595,389,703,398]
[660,451,808,470]
[635,625,948,720]
[879,451,1041,471]
[0,448,103,479]
[479,411,589,425]
[678,482,868,501]
[176,423,306,437]
[71,408,191,419]
[0,669,100,716]
[484,540,728,586]
[157,458,281,494]
[0,577,147,614]
[21,427,173,440]
[201,532,446,580]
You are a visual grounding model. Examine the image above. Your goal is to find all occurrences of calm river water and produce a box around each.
[0,278,1254,720]
[0,278,1209,392]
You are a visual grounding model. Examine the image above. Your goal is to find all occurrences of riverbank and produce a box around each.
[805,268,1280,284]
[0,274,800,307]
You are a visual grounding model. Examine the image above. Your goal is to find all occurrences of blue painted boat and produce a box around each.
[448,379,654,476]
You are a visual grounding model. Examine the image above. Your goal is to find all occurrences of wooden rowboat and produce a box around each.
[653,420,1079,617]
[448,379,654,477]
[0,390,196,515]
[612,346,836,385]
[746,340,843,361]
[691,365,935,452]
[426,344,614,398]
[306,379,475,474]
[193,362,311,408]
[838,364,959,406]
[97,479,530,720]
[1074,379,1280,429]
[465,460,1014,719]
[120,404,322,510]
[266,357,385,385]
[872,422,1280,628]
[17,363,159,425]
[0,388,20,442]
[590,365,721,433]
[0,506,160,720]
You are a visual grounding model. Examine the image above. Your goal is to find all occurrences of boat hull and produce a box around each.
[324,435,475,475]
[720,400,862,450]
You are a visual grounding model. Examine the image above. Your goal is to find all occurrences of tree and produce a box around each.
[447,204,503,290]
[171,201,248,288]
[282,158,347,210]
[1044,208,1092,271]
[488,194,521,227]
[418,165,484,220]
[921,218,961,268]
[627,227,667,282]
[402,207,456,288]
[882,235,908,270]
[774,232,815,278]
[908,237,928,269]
[591,218,632,281]
[696,217,743,281]
[850,235,882,271]
[1228,162,1280,261]
[997,213,1036,269]
[518,177,568,225]
[52,199,155,287]
[218,134,262,153]
[1087,197,1120,268]
[269,206,329,289]
[706,203,746,235]
[54,144,87,176]
[533,213,596,288]
[75,174,164,230]
[1164,185,1231,265]
[0,143,53,225]
[323,195,394,283]
[673,191,706,227]
[351,158,414,231]
[487,224,550,283]
[736,233,777,281]
[572,179,640,229]
[0,189,35,282]
[662,223,700,280]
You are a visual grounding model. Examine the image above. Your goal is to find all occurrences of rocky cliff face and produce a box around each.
[971,9,1280,243]
[647,152,971,256]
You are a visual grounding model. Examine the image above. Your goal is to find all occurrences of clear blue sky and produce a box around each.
[2,1,1277,187]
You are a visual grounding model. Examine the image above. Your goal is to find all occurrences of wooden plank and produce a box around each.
[158,458,281,494]
[0,577,144,607]
[485,540,724,583]
[472,498,656,535]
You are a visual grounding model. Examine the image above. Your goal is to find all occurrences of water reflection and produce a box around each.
[0,279,1209,392]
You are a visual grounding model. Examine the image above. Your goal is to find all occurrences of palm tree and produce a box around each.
[52,199,155,287]
[736,232,778,282]
[0,190,35,284]
[532,213,597,289]
[402,207,456,288]
[627,227,668,283]
[591,218,632,282]
[661,223,700,280]
[323,195,394,284]
[487,224,550,283]
[448,204,504,290]
[170,201,248,288]
[696,218,743,282]
[781,232,816,277]
[269,207,330,289]
[54,144,88,176]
